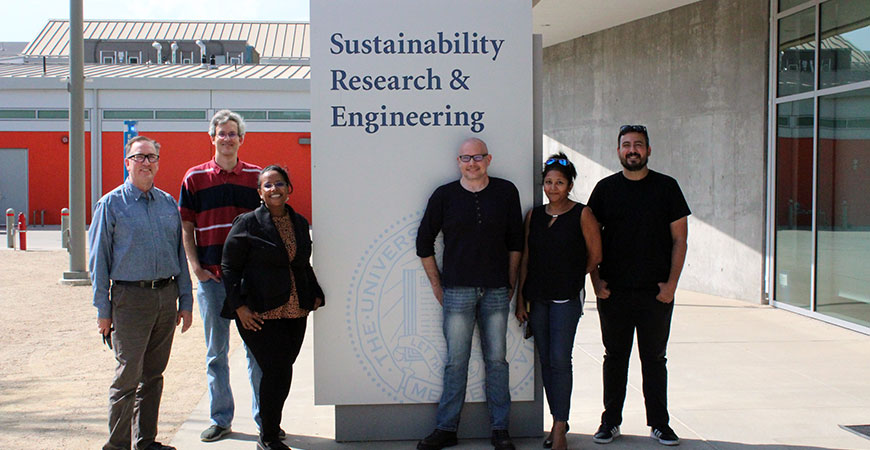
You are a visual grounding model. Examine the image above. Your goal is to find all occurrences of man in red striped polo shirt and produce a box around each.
[179,110,264,443]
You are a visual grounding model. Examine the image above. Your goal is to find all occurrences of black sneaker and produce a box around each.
[257,437,291,450]
[593,423,620,444]
[650,425,680,446]
[143,442,176,450]
[491,430,516,450]
[417,429,458,450]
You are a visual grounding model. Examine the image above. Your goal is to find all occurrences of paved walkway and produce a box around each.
[171,289,870,449]
[11,229,870,449]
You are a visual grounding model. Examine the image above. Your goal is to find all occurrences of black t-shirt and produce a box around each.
[416,177,524,288]
[587,170,690,290]
[522,203,587,302]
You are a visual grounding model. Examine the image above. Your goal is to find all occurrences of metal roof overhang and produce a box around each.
[533,0,704,47]
[0,76,310,91]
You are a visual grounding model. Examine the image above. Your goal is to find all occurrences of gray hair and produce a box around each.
[209,109,246,137]
[124,135,160,155]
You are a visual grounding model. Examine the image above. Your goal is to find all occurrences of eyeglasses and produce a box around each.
[545,158,569,166]
[458,154,488,163]
[217,131,239,140]
[127,153,159,163]
[620,125,647,133]
[261,181,287,189]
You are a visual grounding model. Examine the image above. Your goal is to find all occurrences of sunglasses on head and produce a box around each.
[545,158,569,166]
[620,125,647,133]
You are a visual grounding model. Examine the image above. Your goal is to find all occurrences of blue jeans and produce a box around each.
[435,286,511,432]
[528,294,583,422]
[198,279,263,429]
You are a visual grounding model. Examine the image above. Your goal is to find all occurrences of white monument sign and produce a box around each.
[312,0,533,406]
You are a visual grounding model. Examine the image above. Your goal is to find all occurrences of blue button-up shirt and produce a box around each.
[88,179,194,318]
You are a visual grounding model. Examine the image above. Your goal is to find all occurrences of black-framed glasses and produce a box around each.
[545,158,569,166]
[261,181,287,190]
[620,125,647,133]
[217,131,239,140]
[127,153,159,163]
[458,154,488,163]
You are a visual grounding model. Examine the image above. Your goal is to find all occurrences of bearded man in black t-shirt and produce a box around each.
[587,125,690,447]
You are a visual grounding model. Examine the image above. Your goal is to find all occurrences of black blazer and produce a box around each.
[221,204,325,319]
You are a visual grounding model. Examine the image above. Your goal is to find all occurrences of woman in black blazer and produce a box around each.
[221,165,324,450]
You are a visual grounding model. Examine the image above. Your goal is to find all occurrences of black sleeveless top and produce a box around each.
[522,203,587,302]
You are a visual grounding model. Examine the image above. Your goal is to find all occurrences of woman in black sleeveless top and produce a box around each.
[517,153,602,450]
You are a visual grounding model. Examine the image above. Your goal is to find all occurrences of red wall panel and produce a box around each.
[2,130,311,225]
[101,131,313,221]
[0,131,92,224]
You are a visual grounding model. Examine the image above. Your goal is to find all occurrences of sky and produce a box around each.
[2,0,310,42]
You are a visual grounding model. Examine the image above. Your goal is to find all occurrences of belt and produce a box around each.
[113,277,175,289]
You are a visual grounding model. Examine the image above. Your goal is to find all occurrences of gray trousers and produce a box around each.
[104,281,178,450]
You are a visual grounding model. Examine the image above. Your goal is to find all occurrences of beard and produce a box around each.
[620,153,648,171]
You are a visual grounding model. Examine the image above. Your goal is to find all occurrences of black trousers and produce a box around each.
[237,316,307,442]
[597,288,674,428]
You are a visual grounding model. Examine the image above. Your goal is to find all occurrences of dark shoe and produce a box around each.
[200,424,231,442]
[491,430,516,450]
[593,423,620,444]
[543,423,569,448]
[144,442,176,450]
[257,437,291,450]
[417,429,458,450]
[651,425,680,446]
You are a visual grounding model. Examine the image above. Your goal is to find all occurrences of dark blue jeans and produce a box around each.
[528,295,583,422]
[597,287,674,428]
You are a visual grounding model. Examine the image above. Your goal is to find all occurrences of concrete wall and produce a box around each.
[541,0,769,302]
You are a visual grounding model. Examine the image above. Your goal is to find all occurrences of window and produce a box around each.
[103,110,153,120]
[268,110,310,121]
[236,110,267,120]
[128,56,139,64]
[819,0,870,89]
[770,0,870,332]
[0,110,36,119]
[815,88,870,328]
[154,110,207,120]
[778,7,816,97]
[102,56,115,64]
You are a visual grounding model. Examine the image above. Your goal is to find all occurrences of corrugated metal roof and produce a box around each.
[23,20,310,59]
[0,62,310,80]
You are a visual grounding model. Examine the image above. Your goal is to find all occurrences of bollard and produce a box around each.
[61,208,70,249]
[5,208,14,248]
[17,212,27,251]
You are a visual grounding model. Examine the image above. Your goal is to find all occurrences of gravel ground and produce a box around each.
[0,249,236,449]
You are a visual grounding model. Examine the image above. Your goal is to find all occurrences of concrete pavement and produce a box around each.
[8,229,869,449]
[170,287,870,449]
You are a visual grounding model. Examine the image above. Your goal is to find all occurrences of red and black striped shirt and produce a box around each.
[179,159,261,278]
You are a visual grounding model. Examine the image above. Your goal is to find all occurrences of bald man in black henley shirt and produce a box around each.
[415,138,523,450]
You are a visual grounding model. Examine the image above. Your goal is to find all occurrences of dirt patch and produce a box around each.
[0,250,239,449]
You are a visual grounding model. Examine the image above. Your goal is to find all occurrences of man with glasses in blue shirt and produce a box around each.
[416,137,523,450]
[588,125,690,446]
[89,135,194,450]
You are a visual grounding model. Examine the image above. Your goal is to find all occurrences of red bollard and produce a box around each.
[17,212,27,251]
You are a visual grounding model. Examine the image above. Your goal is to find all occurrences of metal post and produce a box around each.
[16,212,27,251]
[61,208,70,249]
[62,0,90,285]
[5,208,14,248]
